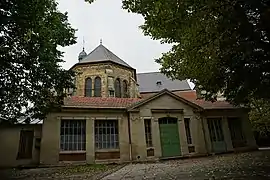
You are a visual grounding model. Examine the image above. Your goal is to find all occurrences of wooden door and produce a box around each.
[159,117,181,157]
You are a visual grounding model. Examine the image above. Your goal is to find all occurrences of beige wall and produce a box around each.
[0,124,42,167]
[72,63,138,98]
[201,109,257,153]
[40,109,130,165]
[129,94,208,160]
[39,97,256,164]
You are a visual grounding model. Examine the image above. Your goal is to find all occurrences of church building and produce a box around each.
[0,42,257,167]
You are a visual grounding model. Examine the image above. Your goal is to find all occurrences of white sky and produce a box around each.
[57,0,194,89]
[57,0,172,73]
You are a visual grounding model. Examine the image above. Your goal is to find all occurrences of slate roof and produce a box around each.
[137,72,191,93]
[63,96,142,109]
[79,44,132,69]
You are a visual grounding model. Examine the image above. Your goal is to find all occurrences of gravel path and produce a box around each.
[2,150,270,180]
[0,164,124,180]
[102,150,270,180]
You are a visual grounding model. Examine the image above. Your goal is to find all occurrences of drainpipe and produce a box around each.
[127,112,133,162]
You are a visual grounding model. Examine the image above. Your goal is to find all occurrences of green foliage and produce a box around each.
[120,0,270,105]
[249,99,270,136]
[0,0,76,122]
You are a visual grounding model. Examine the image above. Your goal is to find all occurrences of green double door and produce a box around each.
[159,117,181,157]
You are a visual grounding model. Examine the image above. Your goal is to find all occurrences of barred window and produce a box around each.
[17,130,34,159]
[228,117,246,148]
[184,118,192,144]
[207,118,224,142]
[60,120,86,151]
[95,120,119,149]
[144,119,153,147]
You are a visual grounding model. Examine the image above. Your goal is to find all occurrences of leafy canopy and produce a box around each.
[249,99,270,136]
[0,0,76,122]
[88,0,270,105]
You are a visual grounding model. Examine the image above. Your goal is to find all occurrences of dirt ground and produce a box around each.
[0,164,124,180]
[1,150,270,180]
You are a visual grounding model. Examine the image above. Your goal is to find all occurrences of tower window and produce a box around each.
[123,80,128,98]
[85,78,92,97]
[94,77,101,97]
[115,78,121,98]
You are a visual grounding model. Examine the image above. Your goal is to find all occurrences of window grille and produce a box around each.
[109,90,115,97]
[184,118,192,144]
[60,120,86,151]
[207,118,224,142]
[17,130,34,159]
[95,120,119,149]
[144,119,153,147]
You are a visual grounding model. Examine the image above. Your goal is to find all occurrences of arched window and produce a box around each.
[123,80,128,98]
[85,78,92,97]
[114,78,121,98]
[94,77,101,97]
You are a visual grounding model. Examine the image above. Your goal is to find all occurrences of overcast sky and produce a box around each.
[57,0,172,73]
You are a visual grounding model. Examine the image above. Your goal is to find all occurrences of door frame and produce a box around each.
[158,117,181,157]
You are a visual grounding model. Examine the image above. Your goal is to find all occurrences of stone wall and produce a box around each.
[72,62,139,98]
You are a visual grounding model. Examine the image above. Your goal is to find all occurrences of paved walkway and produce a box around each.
[102,150,270,180]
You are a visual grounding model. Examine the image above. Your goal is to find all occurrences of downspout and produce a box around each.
[127,112,133,162]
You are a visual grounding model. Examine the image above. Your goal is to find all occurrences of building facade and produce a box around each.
[0,43,257,167]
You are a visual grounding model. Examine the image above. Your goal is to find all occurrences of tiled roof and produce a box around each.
[63,91,238,110]
[137,72,191,93]
[191,100,237,109]
[173,90,198,100]
[175,90,238,109]
[63,96,142,109]
[79,44,132,69]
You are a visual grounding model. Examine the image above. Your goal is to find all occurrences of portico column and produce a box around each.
[152,117,162,158]
[86,117,95,164]
[222,116,234,152]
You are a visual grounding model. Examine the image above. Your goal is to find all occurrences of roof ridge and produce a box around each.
[79,44,132,68]
[137,72,161,75]
[101,45,132,67]
[85,44,100,57]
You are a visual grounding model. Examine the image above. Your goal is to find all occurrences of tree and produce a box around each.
[87,0,270,105]
[249,99,270,136]
[0,0,76,123]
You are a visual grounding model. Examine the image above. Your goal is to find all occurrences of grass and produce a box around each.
[60,164,109,175]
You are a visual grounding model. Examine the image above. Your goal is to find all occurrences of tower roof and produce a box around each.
[78,44,132,69]
[78,48,87,61]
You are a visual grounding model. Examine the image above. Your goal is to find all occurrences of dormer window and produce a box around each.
[156,81,162,87]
